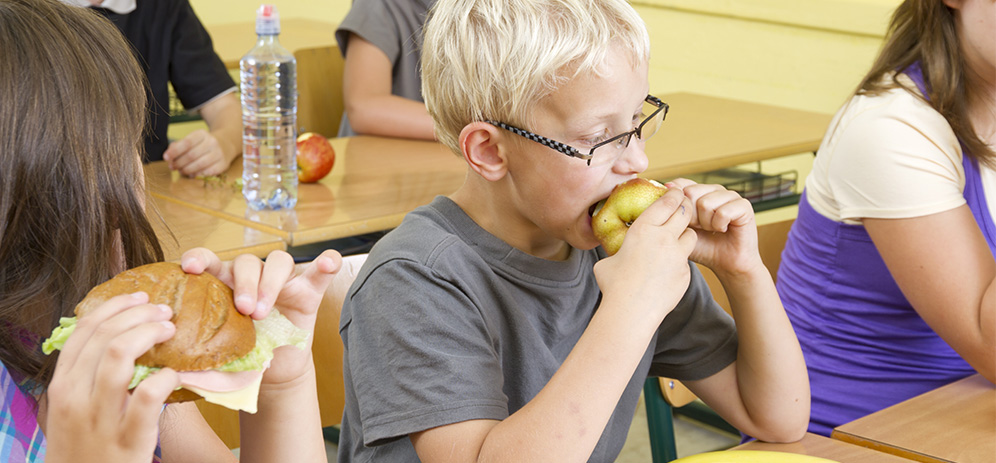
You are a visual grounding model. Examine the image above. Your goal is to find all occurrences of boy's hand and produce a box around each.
[594,186,698,320]
[669,178,764,275]
[178,248,342,386]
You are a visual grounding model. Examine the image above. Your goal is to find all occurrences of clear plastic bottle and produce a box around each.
[240,4,297,210]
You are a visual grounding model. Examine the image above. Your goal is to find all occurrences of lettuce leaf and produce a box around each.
[42,317,77,355]
[42,310,309,388]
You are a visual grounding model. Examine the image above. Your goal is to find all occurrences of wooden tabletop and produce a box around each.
[205,18,339,69]
[148,92,831,246]
[643,92,829,180]
[735,433,914,462]
[146,136,464,246]
[832,374,995,463]
[149,193,286,262]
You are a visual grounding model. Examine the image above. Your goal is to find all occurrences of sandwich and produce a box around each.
[42,262,308,413]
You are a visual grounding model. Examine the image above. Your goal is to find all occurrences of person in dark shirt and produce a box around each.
[67,0,242,177]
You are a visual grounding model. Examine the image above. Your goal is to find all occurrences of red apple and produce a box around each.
[296,132,335,183]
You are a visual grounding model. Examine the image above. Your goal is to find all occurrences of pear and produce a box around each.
[591,178,668,255]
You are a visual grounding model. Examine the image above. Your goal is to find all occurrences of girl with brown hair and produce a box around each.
[0,0,341,461]
[776,0,995,436]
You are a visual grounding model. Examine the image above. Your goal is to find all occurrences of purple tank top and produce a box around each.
[777,63,996,436]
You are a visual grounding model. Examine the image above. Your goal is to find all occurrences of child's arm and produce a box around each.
[672,180,809,442]
[411,188,700,462]
[174,248,341,463]
[864,207,995,383]
[44,292,182,463]
[342,34,436,140]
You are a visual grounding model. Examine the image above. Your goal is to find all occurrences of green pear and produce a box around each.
[591,178,668,255]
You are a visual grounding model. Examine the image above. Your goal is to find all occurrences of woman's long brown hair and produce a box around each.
[0,0,164,389]
[856,0,996,168]
[855,0,994,166]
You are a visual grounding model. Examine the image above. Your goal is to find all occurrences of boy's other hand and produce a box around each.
[669,178,764,275]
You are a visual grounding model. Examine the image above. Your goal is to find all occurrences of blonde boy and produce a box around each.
[337,0,809,461]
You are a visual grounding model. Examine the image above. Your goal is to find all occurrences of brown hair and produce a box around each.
[855,0,994,167]
[0,0,163,388]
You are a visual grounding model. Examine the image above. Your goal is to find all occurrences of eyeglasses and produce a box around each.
[487,95,668,166]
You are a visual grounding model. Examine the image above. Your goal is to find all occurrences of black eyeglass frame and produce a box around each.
[486,95,668,166]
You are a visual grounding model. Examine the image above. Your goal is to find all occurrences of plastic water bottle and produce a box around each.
[240,4,297,210]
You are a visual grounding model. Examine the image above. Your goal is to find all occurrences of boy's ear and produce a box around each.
[459,121,507,181]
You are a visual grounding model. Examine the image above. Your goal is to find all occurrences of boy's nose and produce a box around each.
[613,138,649,175]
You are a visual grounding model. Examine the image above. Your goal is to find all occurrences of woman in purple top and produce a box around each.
[0,1,342,461]
[776,0,996,436]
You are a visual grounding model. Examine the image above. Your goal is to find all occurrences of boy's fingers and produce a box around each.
[659,195,695,236]
[633,187,686,227]
[677,227,698,254]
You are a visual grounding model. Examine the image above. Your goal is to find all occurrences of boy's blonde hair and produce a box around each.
[421,0,650,154]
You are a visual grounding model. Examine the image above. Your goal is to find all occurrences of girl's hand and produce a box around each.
[668,178,764,275]
[178,248,342,386]
[45,292,180,463]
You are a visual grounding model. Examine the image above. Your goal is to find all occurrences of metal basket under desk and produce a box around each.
[682,167,800,212]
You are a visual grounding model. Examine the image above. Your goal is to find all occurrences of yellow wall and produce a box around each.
[190,0,899,114]
[635,0,900,114]
[189,0,352,28]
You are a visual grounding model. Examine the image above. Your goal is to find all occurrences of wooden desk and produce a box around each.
[832,374,996,463]
[205,19,339,69]
[147,93,831,246]
[735,433,914,462]
[146,136,465,246]
[149,194,286,261]
[643,92,829,180]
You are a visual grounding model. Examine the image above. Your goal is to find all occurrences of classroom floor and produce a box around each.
[233,391,740,462]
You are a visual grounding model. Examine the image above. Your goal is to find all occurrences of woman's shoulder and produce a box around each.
[807,75,966,222]
[844,76,951,136]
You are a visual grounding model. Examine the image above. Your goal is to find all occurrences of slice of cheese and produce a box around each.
[184,373,264,414]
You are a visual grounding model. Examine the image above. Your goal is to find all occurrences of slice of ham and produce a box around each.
[178,368,264,392]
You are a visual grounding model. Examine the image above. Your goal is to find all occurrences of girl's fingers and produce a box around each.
[55,291,149,369]
[296,249,342,292]
[90,318,176,416]
[179,247,230,285]
[229,253,264,316]
[122,367,180,442]
[61,300,171,386]
[248,251,295,319]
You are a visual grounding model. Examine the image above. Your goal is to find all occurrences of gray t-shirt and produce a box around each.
[337,196,738,462]
[335,0,435,137]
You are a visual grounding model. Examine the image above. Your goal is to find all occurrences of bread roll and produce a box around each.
[75,262,255,372]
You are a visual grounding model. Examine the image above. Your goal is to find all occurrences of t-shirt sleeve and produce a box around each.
[823,93,966,221]
[649,263,738,380]
[169,0,236,110]
[340,258,509,447]
[335,0,403,63]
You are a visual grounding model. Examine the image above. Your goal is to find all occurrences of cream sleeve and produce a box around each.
[805,87,967,223]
